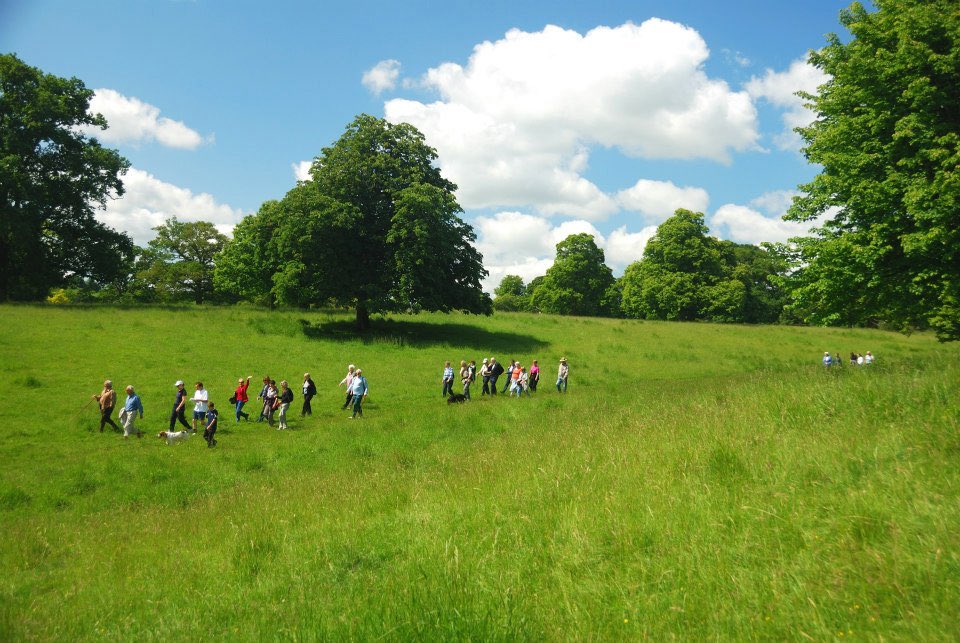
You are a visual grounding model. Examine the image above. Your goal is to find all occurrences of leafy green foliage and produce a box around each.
[0,53,132,300]
[786,0,960,340]
[530,233,614,316]
[621,209,787,322]
[492,274,530,312]
[134,218,229,304]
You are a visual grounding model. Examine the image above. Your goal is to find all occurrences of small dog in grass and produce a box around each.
[447,393,467,404]
[158,430,191,445]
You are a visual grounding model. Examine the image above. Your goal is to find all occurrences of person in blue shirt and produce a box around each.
[822,351,833,368]
[350,369,368,419]
[119,385,144,439]
[203,401,219,447]
[441,361,454,397]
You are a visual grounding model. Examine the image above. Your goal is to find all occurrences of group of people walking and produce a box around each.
[822,350,875,368]
[442,357,569,400]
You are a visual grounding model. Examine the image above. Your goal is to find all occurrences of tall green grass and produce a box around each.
[0,304,957,639]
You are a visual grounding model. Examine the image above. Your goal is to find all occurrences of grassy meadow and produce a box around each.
[0,303,958,640]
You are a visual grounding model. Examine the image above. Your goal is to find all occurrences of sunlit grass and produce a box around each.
[0,304,958,639]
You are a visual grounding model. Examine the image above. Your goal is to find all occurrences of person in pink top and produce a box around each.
[529,360,540,392]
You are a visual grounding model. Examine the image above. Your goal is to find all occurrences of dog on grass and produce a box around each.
[157,430,191,445]
[447,393,467,404]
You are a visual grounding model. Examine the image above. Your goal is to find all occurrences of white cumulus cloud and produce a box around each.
[616,179,710,223]
[98,168,244,245]
[362,59,402,95]
[605,225,658,270]
[385,20,759,219]
[710,202,814,245]
[746,57,828,150]
[85,89,210,149]
[292,160,313,182]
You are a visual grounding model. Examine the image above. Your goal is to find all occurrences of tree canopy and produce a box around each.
[134,218,229,304]
[0,53,132,300]
[530,233,615,316]
[217,115,490,327]
[786,0,960,340]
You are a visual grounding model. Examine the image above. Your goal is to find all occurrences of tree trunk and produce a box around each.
[356,303,370,331]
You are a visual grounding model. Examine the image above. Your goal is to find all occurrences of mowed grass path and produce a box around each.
[0,304,958,640]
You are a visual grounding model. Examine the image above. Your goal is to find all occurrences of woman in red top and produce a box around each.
[234,376,252,422]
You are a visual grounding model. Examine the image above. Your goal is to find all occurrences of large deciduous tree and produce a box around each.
[786,0,960,340]
[136,218,228,304]
[0,53,133,300]
[220,115,490,327]
[530,233,615,316]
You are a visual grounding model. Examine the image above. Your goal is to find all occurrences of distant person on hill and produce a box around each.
[339,364,356,409]
[191,382,209,433]
[349,368,368,419]
[203,401,218,448]
[469,360,477,393]
[488,358,504,395]
[823,351,833,368]
[256,376,270,422]
[234,376,252,422]
[502,360,516,393]
[865,351,874,365]
[442,361,455,397]
[264,380,278,426]
[277,380,293,430]
[556,358,569,393]
[119,385,144,439]
[93,380,120,433]
[834,353,843,368]
[857,353,865,366]
[169,380,192,432]
[849,352,858,366]
[301,373,317,417]
[480,358,491,395]
[460,360,472,401]
[529,360,540,392]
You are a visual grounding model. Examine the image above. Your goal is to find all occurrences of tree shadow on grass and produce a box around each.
[301,318,547,352]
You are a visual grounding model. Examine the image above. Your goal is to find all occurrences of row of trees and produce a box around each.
[4,0,959,338]
[493,210,789,323]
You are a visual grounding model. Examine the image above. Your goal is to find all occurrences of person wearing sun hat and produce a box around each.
[822,351,833,368]
[169,380,192,432]
[556,358,569,393]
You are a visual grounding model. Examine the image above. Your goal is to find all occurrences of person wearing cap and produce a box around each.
[556,358,569,393]
[93,380,120,433]
[301,373,317,417]
[169,380,192,432]
[234,375,252,422]
[118,385,144,438]
[822,351,833,368]
[191,381,209,433]
[349,368,368,418]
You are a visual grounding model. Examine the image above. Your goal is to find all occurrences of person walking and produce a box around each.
[501,360,516,394]
[556,358,569,393]
[118,385,144,438]
[301,373,317,417]
[460,360,472,401]
[865,351,874,365]
[822,351,833,368]
[191,382,209,433]
[169,380,192,432]
[256,376,271,422]
[488,358,503,395]
[349,368,368,419]
[441,361,455,397]
[234,376,252,422]
[277,380,293,430]
[203,401,218,448]
[339,365,356,410]
[529,360,540,392]
[510,362,523,396]
[518,368,531,397]
[93,380,120,433]
[264,380,278,427]
[480,358,491,395]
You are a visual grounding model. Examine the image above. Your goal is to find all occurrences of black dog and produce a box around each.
[447,393,467,404]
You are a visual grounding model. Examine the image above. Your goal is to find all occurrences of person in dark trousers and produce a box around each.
[203,401,218,447]
[529,360,540,392]
[349,369,368,419]
[301,373,317,417]
[441,361,454,397]
[480,358,491,395]
[256,376,270,422]
[169,380,192,432]
[501,360,516,393]
[488,358,504,395]
[93,380,120,432]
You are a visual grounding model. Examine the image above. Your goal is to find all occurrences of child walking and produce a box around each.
[203,401,219,448]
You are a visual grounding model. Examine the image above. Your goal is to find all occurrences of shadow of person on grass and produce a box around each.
[301,318,547,352]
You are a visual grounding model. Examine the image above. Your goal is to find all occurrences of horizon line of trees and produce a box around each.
[5,0,959,340]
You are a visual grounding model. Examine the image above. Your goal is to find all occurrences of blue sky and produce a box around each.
[1,0,855,289]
